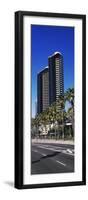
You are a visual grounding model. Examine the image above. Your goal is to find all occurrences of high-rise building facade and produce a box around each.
[37,52,64,114]
[48,52,64,105]
[37,67,49,114]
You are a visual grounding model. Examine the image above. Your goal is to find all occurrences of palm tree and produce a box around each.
[45,103,55,138]
[31,118,36,138]
[65,88,74,137]
[44,106,53,136]
[65,88,74,107]
[34,88,74,140]
[56,95,65,139]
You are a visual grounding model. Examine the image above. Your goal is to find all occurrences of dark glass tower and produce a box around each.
[48,52,64,105]
[37,67,49,114]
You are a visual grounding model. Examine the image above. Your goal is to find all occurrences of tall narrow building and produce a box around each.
[37,52,64,114]
[37,67,49,114]
[48,52,64,105]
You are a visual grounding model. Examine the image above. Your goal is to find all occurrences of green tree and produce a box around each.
[65,88,74,138]
[56,96,65,139]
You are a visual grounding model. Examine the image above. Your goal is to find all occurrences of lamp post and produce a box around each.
[62,108,65,140]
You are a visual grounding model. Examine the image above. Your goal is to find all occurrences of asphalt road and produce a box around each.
[31,142,74,174]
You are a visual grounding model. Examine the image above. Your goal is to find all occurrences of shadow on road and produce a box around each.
[32,152,61,164]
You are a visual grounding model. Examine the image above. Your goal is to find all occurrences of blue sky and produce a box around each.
[31,25,74,117]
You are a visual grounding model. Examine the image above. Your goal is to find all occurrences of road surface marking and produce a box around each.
[32,150,47,157]
[33,145,74,156]
[38,144,64,149]
[67,149,73,154]
[41,153,46,156]
[38,145,61,152]
[33,150,38,153]
[38,145,74,155]
[41,144,74,152]
[62,150,74,156]
[56,160,66,166]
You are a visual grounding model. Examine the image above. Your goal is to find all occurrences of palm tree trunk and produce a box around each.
[62,110,64,139]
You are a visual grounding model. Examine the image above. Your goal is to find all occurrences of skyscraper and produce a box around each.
[37,52,64,114]
[48,52,64,105]
[37,67,49,114]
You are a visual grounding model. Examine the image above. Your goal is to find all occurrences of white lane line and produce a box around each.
[67,149,73,154]
[38,145,61,152]
[33,144,63,149]
[33,144,74,152]
[38,144,64,149]
[32,150,38,153]
[62,150,74,156]
[56,160,66,167]
[43,145,74,152]
[37,145,74,156]
[32,150,46,157]
[41,153,46,156]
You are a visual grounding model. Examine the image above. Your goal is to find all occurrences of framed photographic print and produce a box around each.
[15,11,86,189]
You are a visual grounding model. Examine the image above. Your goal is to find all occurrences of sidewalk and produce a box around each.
[32,138,74,145]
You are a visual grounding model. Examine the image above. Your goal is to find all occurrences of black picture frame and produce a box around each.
[15,11,86,189]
